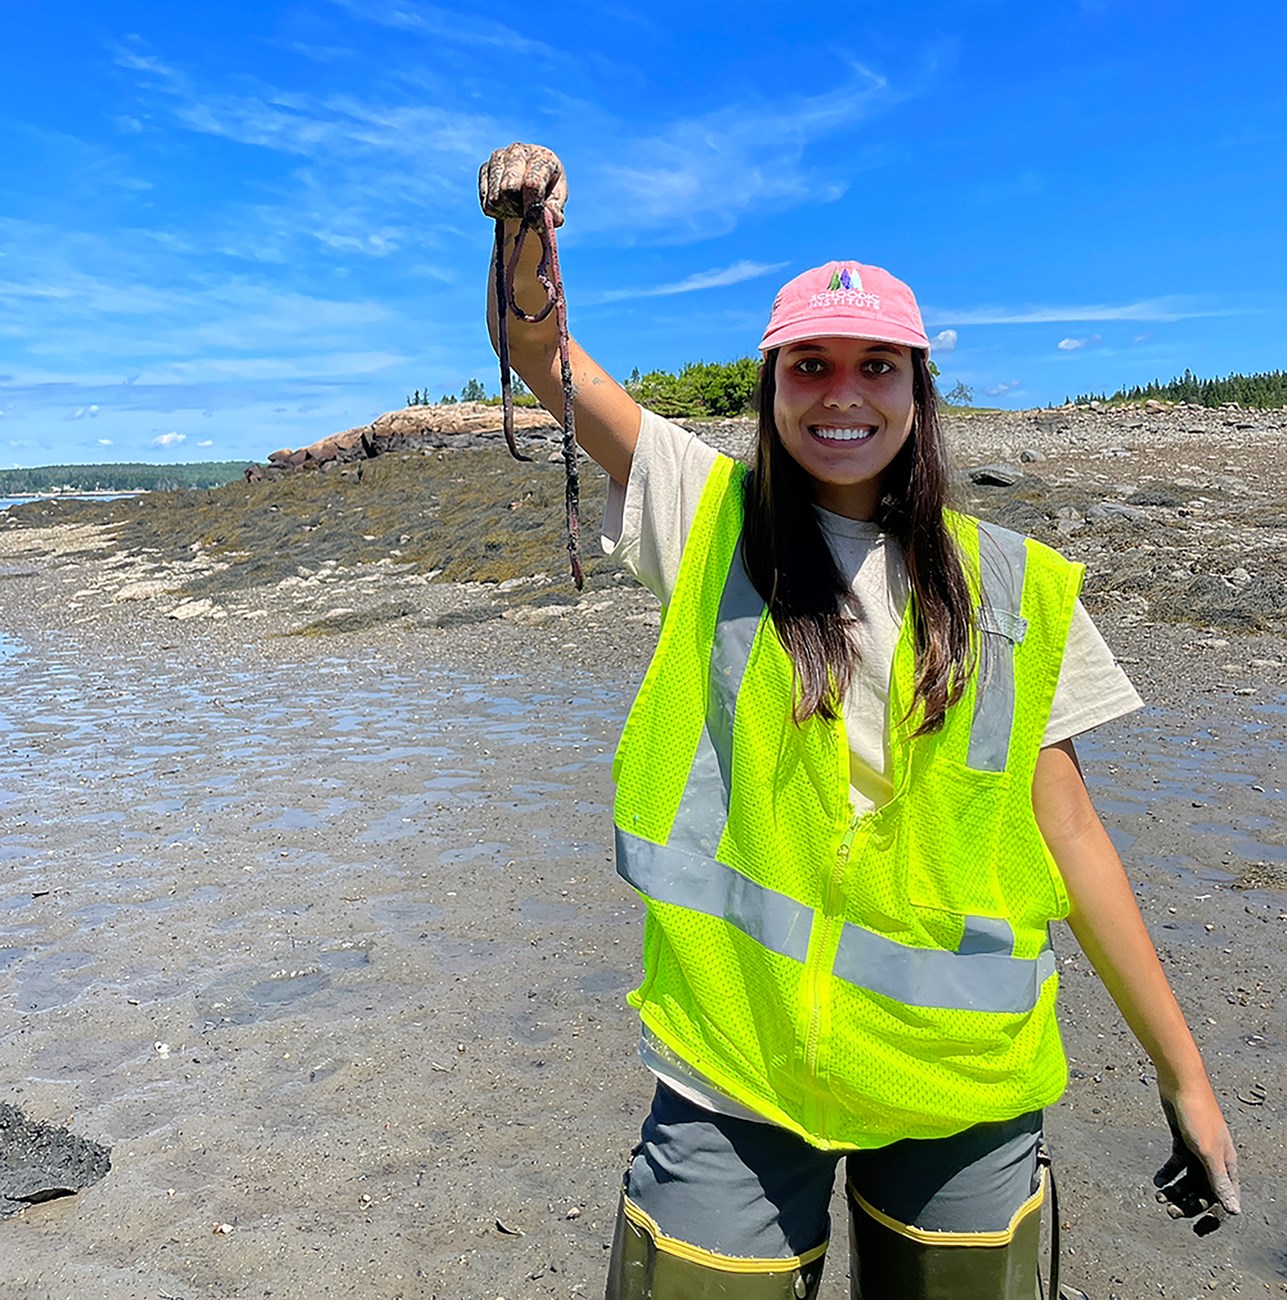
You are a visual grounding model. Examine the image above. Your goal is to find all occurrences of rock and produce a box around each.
[501,604,573,626]
[1126,486,1187,508]
[168,598,222,621]
[1019,449,1046,463]
[1085,502,1150,525]
[1,1103,111,1218]
[114,580,172,602]
[967,463,1024,487]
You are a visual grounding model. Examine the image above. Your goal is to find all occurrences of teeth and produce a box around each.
[812,425,875,442]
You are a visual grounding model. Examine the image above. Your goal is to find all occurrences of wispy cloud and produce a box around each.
[111,37,917,256]
[115,45,496,168]
[327,0,557,57]
[590,260,789,305]
[925,298,1223,326]
[1057,334,1101,351]
[985,379,1022,396]
[580,65,904,240]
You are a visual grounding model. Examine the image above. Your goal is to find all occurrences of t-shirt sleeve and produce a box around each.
[1043,600,1143,745]
[600,407,722,606]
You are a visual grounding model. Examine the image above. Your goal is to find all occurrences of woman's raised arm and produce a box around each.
[479,143,641,488]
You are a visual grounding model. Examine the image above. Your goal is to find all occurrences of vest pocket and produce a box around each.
[904,759,1012,919]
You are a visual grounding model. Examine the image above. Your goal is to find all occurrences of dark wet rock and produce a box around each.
[0,1102,110,1218]
[1234,575,1287,618]
[1148,573,1286,629]
[976,498,1049,534]
[1126,485,1188,508]
[967,463,1025,487]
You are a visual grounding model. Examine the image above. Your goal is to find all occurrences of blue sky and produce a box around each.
[2,1,1285,467]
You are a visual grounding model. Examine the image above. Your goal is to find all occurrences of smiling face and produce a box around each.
[772,336,918,520]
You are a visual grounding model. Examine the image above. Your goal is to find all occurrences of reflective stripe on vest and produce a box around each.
[970,523,1029,773]
[617,826,1055,1012]
[666,543,764,859]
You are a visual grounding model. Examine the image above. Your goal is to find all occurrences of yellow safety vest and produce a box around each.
[612,454,1085,1150]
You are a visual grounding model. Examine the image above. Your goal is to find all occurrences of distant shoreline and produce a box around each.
[4,489,146,496]
[0,490,146,506]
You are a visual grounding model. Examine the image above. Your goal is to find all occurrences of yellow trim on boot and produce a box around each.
[620,1193,829,1273]
[845,1170,1045,1248]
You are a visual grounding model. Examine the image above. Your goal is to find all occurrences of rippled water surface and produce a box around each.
[0,626,630,1037]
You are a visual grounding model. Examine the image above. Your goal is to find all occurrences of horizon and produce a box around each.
[3,1,1285,467]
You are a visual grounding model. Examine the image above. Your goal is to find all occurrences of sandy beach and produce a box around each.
[1,403,1284,1299]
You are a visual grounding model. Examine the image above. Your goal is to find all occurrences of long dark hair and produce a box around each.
[740,348,975,733]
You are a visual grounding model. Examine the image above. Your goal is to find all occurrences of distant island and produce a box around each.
[0,461,247,495]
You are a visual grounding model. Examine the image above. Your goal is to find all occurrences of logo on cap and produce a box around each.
[809,264,881,313]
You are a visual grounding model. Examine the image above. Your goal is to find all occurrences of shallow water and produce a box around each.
[0,624,631,1043]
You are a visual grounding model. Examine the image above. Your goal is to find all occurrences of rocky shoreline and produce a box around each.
[1,400,1284,647]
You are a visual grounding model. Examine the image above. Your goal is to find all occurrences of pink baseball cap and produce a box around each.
[758,260,929,355]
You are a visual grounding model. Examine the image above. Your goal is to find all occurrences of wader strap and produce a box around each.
[1037,1143,1059,1300]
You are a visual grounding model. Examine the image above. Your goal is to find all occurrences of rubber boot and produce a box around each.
[848,1183,1044,1300]
[605,1193,826,1300]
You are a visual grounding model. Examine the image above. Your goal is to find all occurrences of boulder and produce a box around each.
[259,403,562,475]
[967,463,1024,487]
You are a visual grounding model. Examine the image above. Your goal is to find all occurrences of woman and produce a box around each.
[478,142,1239,1299]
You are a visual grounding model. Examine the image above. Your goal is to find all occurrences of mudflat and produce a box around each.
[1,404,1283,1299]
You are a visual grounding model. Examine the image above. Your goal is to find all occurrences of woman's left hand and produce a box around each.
[1153,1083,1241,1234]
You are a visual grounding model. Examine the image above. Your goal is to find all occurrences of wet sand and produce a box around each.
[1,414,1285,1298]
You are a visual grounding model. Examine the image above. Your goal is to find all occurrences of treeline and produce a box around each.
[624,358,761,418]
[407,376,540,409]
[0,462,246,494]
[405,360,763,419]
[1073,368,1287,409]
[404,356,973,421]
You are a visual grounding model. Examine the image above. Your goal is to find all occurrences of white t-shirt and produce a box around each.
[601,407,1143,1120]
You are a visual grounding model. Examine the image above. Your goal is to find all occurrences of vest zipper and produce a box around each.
[803,808,864,1087]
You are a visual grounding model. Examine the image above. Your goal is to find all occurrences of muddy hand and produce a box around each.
[479,142,567,227]
[1153,1091,1241,1235]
